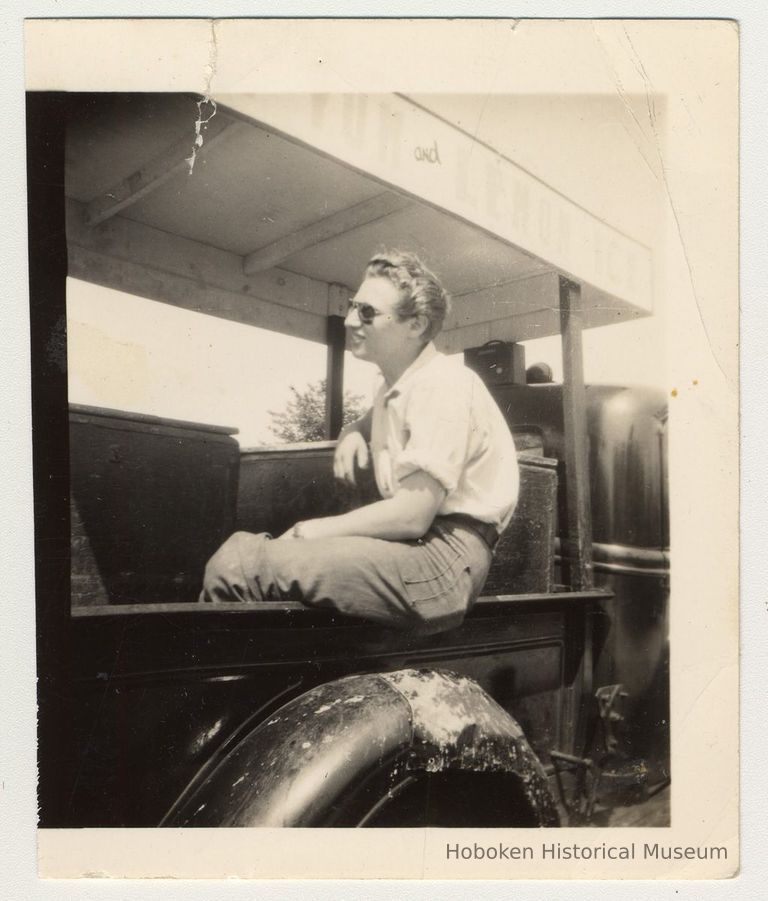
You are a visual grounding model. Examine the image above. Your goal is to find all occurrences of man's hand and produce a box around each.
[333,429,370,486]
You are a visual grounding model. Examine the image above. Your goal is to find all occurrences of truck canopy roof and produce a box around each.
[65,92,653,352]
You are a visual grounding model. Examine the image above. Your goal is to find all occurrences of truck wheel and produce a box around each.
[351,768,542,827]
[163,669,559,828]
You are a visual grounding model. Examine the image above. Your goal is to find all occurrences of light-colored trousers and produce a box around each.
[200,517,493,634]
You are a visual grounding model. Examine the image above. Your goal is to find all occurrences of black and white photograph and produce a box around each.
[18,17,738,881]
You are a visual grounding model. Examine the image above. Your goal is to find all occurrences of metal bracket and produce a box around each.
[550,683,649,824]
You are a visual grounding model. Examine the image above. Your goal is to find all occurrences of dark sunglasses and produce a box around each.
[346,299,418,326]
[346,299,385,325]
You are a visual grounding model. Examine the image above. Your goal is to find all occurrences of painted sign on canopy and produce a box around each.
[217,92,653,316]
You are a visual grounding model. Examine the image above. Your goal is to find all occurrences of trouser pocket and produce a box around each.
[400,524,474,609]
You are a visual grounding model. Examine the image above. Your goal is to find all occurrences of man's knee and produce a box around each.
[200,531,265,603]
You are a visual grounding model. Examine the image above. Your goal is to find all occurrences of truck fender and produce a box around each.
[163,668,560,827]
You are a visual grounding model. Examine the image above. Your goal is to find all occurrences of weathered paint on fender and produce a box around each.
[165,669,559,827]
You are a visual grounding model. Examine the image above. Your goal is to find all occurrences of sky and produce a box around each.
[67,278,376,446]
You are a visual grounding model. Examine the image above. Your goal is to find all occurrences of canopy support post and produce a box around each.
[559,276,594,590]
[325,315,346,440]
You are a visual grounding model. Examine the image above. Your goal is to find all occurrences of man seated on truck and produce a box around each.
[200,251,519,633]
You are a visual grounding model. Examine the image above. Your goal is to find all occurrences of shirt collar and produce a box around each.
[382,341,439,400]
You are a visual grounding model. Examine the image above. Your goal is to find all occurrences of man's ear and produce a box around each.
[409,313,429,341]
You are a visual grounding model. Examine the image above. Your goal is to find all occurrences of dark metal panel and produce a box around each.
[494,383,668,551]
[65,600,586,825]
[236,443,376,539]
[71,590,611,620]
[484,455,557,594]
[70,407,240,606]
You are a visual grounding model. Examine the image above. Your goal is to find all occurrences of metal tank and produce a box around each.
[492,381,669,774]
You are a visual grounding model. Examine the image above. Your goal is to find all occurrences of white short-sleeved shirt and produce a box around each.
[370,342,519,532]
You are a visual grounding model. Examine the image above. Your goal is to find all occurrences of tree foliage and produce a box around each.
[267,379,366,443]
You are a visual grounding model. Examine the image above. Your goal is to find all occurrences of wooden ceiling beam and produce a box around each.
[85,114,238,227]
[68,198,330,324]
[243,191,411,275]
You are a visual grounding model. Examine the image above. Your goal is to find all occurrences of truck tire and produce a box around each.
[163,669,560,827]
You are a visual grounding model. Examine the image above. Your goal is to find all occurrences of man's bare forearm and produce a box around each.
[298,497,425,541]
[293,471,445,542]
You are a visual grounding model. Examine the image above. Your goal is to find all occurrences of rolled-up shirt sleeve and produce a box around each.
[393,379,475,493]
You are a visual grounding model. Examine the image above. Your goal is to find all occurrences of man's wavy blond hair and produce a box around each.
[363,251,450,343]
